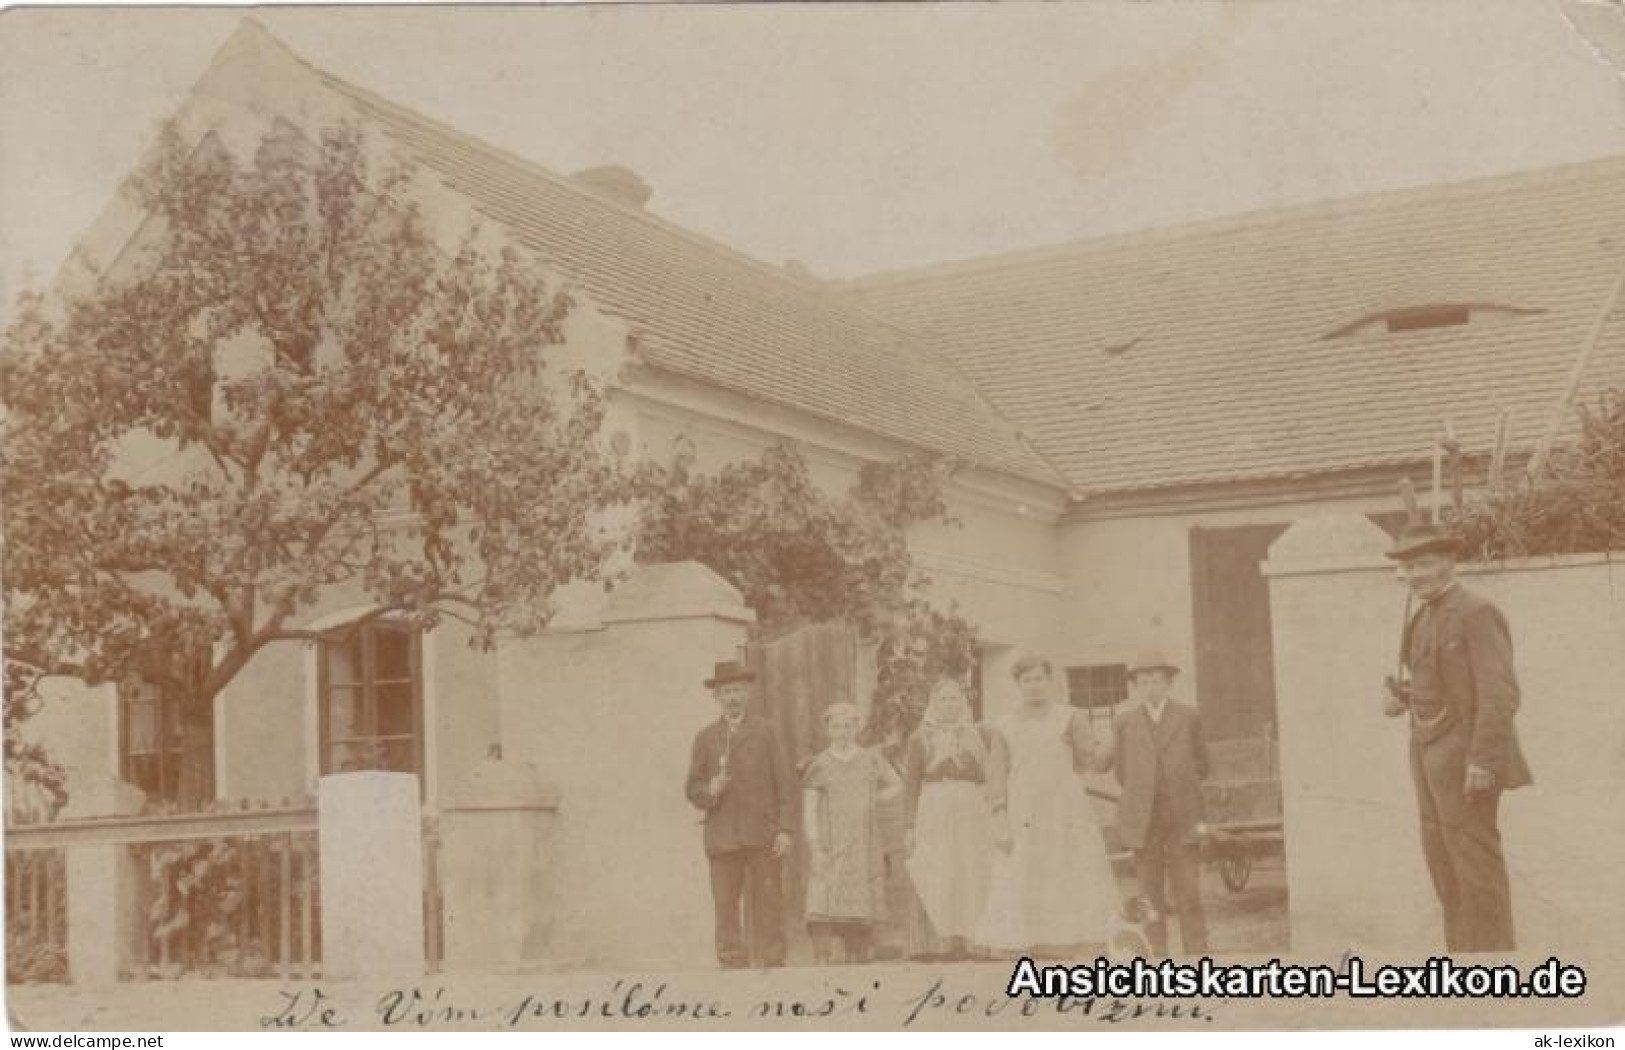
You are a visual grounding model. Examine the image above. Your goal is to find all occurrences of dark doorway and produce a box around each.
[1188,523,1290,741]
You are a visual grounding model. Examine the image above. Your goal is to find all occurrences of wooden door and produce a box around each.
[1188,523,1289,741]
[743,622,866,963]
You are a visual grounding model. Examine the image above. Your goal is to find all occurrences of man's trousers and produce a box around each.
[1409,723,1516,952]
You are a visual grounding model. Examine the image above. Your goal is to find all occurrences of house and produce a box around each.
[851,154,1625,739]
[12,20,1625,974]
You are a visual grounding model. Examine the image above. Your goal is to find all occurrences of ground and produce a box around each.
[1195,864,1289,955]
[10,862,1620,1032]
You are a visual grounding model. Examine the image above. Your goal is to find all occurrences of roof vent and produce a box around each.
[1325,302,1541,340]
[1384,304,1470,333]
[569,165,653,209]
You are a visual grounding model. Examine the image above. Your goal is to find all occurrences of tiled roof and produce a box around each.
[850,157,1625,495]
[269,42,1059,486]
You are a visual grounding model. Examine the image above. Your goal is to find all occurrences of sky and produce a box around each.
[2,1,1624,304]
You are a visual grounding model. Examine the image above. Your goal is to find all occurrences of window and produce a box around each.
[1067,664,1128,711]
[317,619,424,777]
[119,678,214,807]
[1068,664,1127,736]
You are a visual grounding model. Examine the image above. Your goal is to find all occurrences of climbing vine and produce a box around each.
[636,440,981,746]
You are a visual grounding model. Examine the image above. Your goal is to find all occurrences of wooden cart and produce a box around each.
[1200,735,1283,892]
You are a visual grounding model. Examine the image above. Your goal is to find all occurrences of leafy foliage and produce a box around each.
[1,121,637,800]
[138,838,279,979]
[634,440,980,746]
[635,442,958,638]
[1454,388,1625,559]
[5,923,66,985]
[865,600,982,757]
[3,662,67,822]
[4,851,66,984]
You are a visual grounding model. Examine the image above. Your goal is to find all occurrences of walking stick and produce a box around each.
[1385,589,1414,718]
[1386,475,1419,716]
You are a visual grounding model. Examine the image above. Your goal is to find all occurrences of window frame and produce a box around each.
[117,673,215,808]
[1066,663,1128,736]
[1066,663,1129,711]
[316,617,425,785]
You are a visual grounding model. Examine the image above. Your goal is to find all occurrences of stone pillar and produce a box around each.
[60,775,145,985]
[318,771,424,980]
[1262,514,1439,955]
[1266,518,1625,958]
[438,754,559,972]
[497,560,756,970]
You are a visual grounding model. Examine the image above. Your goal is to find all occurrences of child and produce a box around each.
[1098,650,1210,956]
[802,701,903,964]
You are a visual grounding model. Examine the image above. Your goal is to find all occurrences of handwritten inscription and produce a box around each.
[902,978,1215,1027]
[259,987,347,1029]
[500,981,731,1026]
[256,977,1216,1031]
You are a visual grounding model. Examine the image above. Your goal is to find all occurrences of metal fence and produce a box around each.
[5,800,445,983]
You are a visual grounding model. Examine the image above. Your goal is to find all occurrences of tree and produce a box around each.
[1,122,636,808]
[634,439,981,752]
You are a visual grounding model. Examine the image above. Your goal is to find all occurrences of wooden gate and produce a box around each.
[744,622,913,963]
[746,621,863,775]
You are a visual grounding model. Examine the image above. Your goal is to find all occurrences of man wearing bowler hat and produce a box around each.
[684,659,795,968]
[1384,523,1532,952]
[1099,650,1210,956]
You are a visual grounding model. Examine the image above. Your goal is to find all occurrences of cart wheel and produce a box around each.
[1220,852,1253,893]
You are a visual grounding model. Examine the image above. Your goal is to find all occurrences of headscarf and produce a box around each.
[917,678,987,768]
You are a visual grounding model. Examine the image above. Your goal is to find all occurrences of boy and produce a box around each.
[1098,651,1209,956]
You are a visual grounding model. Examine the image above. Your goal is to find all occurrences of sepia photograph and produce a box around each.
[0,0,1623,1035]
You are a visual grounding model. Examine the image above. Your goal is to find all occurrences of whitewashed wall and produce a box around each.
[1264,514,1625,958]
[496,560,756,972]
[1057,491,1402,716]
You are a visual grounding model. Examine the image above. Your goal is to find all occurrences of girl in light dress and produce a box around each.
[802,701,903,964]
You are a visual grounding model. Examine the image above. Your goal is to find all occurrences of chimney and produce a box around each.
[569,165,653,209]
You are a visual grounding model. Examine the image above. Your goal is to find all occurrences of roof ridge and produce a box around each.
[289,48,865,306]
[846,153,1625,291]
[232,22,1063,486]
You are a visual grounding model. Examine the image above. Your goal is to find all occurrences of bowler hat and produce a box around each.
[704,659,756,689]
[1127,650,1179,679]
[1386,523,1464,562]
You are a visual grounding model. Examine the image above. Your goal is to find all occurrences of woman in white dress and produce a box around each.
[976,654,1120,955]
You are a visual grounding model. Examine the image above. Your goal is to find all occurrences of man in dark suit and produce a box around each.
[1384,524,1532,952]
[684,659,795,969]
[1099,650,1210,956]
